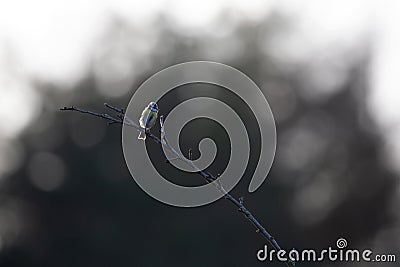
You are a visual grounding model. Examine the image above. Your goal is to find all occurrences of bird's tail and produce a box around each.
[138,131,146,140]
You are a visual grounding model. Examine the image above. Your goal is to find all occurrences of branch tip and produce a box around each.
[104,103,124,114]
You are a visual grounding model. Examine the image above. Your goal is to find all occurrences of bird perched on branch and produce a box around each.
[138,102,159,140]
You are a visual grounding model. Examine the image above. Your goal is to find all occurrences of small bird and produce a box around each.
[138,101,159,140]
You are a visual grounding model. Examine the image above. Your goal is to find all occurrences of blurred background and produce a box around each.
[0,1,399,266]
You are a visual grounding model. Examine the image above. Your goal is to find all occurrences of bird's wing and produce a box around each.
[139,109,151,128]
[146,111,157,128]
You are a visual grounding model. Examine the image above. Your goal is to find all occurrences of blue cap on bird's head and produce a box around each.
[148,102,158,111]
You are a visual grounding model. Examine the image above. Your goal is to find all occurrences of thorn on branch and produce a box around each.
[239,197,244,205]
[202,172,209,178]
[188,148,193,160]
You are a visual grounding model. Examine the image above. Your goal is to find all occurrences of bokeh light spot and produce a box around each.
[28,152,66,191]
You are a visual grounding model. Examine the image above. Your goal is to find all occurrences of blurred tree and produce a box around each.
[0,13,398,267]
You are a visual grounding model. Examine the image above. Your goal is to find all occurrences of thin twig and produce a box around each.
[60,106,122,124]
[104,102,124,114]
[60,104,295,267]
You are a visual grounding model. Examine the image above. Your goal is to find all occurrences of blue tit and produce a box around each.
[138,101,159,140]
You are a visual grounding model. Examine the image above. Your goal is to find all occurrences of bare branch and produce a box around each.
[104,103,124,114]
[60,105,144,131]
[60,104,295,267]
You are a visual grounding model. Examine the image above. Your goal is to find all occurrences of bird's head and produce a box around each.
[148,102,159,112]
